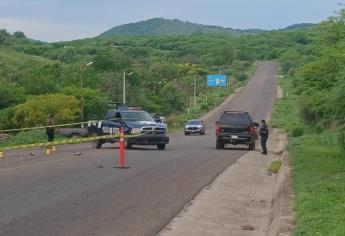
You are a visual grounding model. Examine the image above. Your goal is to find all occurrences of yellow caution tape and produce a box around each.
[0,117,163,134]
[1,134,119,151]
[0,121,92,133]
[0,130,155,152]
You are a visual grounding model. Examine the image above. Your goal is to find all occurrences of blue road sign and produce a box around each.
[207,75,228,87]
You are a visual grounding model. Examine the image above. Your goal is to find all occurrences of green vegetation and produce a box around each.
[290,133,345,235]
[268,160,282,174]
[0,128,72,148]
[98,18,266,37]
[1,24,314,133]
[273,76,345,236]
[270,9,345,235]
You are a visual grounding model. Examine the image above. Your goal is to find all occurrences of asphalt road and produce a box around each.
[0,61,278,236]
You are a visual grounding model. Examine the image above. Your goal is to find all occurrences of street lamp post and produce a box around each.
[123,69,133,104]
[80,61,93,126]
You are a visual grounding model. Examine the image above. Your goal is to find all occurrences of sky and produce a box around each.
[0,0,343,42]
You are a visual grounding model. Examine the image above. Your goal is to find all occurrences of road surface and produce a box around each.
[0,61,278,236]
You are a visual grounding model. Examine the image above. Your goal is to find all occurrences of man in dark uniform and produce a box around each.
[46,114,55,142]
[259,119,269,155]
[154,113,161,123]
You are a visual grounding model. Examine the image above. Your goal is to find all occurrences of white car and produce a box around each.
[185,119,205,135]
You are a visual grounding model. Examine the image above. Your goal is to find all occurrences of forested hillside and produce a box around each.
[98,18,265,37]
[279,9,345,128]
[0,11,332,131]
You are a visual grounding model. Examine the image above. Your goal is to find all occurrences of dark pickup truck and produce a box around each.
[88,106,169,150]
[215,111,259,150]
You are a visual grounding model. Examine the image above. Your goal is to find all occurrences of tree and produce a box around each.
[159,82,185,114]
[13,31,26,38]
[94,50,131,72]
[61,87,108,120]
[12,94,80,127]
[0,82,26,109]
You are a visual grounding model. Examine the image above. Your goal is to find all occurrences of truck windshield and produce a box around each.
[122,111,154,122]
[219,113,251,126]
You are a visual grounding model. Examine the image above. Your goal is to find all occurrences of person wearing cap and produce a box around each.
[259,119,269,155]
[154,113,161,123]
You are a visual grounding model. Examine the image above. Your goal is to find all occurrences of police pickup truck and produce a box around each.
[88,104,169,150]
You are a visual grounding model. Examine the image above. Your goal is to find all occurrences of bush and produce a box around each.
[291,126,304,137]
[12,94,80,128]
[299,96,317,125]
[200,103,209,111]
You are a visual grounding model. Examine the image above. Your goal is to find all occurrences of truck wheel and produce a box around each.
[216,140,224,149]
[92,140,103,149]
[248,142,255,150]
[157,144,166,150]
[125,140,132,149]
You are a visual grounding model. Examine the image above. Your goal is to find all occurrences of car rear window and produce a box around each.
[219,113,252,126]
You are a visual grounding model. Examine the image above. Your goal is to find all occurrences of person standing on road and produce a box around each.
[259,119,269,155]
[46,114,55,142]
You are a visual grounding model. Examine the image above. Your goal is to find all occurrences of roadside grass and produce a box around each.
[0,130,64,148]
[271,75,345,235]
[289,134,345,236]
[270,76,304,136]
[268,160,282,174]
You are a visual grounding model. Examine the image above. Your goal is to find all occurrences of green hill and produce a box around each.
[281,23,316,31]
[98,18,266,37]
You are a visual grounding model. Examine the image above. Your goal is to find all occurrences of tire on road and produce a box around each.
[125,139,133,149]
[92,140,103,149]
[248,142,255,150]
[216,140,224,149]
[157,144,166,150]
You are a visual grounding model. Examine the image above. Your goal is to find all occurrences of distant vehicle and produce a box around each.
[88,104,169,150]
[215,111,259,150]
[185,119,206,135]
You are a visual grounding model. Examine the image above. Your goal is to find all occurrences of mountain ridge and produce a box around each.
[98,18,316,38]
[98,18,266,37]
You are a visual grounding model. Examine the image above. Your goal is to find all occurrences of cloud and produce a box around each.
[0,18,102,42]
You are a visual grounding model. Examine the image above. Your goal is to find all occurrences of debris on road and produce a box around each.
[241,224,255,231]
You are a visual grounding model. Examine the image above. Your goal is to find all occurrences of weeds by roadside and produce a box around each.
[268,160,282,174]
[271,75,345,235]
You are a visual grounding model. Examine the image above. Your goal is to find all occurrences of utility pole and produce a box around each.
[123,69,133,104]
[123,69,126,104]
[194,77,197,108]
[79,61,93,127]
[79,65,84,123]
